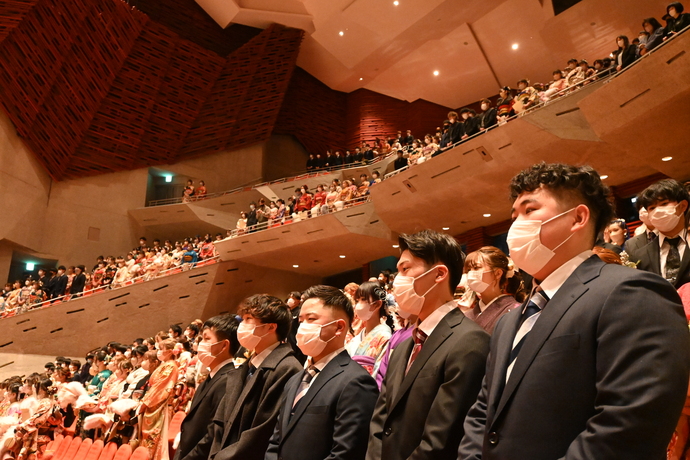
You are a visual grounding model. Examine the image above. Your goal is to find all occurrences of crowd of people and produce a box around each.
[181,180,207,203]
[0,236,220,317]
[2,161,689,460]
[232,174,382,235]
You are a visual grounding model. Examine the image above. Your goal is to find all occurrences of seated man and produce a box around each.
[175,314,239,460]
[266,285,378,460]
[206,295,302,460]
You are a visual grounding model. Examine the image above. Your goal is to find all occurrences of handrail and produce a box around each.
[0,256,222,320]
[146,152,396,207]
[220,194,372,240]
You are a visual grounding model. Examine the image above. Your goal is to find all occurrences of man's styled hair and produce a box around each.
[398,230,465,295]
[169,324,182,336]
[509,163,614,239]
[639,179,690,224]
[302,285,354,326]
[202,314,240,357]
[238,294,292,341]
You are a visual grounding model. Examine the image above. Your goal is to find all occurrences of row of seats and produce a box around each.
[44,434,149,460]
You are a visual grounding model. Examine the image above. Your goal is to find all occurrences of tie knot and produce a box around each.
[667,236,682,247]
[412,327,427,346]
[302,365,319,384]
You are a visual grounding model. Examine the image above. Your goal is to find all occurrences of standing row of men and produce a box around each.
[175,163,689,460]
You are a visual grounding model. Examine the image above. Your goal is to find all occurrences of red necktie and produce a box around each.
[406,327,427,375]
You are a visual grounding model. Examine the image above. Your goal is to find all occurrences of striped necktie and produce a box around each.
[405,327,428,375]
[506,288,549,382]
[292,365,320,409]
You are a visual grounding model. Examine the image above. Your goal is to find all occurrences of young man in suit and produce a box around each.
[265,285,378,460]
[459,163,690,460]
[626,179,690,288]
[206,295,301,460]
[174,314,239,460]
[285,291,306,364]
[367,230,490,460]
[623,194,657,255]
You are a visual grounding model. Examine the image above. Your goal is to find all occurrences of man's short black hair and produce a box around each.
[302,285,354,326]
[398,230,465,295]
[44,362,55,370]
[509,163,614,241]
[288,291,302,301]
[169,324,182,336]
[238,294,292,341]
[133,338,144,346]
[203,314,240,357]
[639,179,690,225]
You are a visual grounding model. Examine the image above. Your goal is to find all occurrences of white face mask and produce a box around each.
[649,203,683,233]
[354,301,375,322]
[287,298,296,308]
[157,349,172,361]
[467,270,491,294]
[392,266,439,317]
[296,320,338,357]
[197,340,225,367]
[507,207,577,276]
[237,322,270,352]
[638,207,651,227]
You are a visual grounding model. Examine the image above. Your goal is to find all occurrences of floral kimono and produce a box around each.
[345,323,392,376]
[139,360,178,460]
[14,397,62,460]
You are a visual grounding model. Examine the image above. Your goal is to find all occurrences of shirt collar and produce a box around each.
[417,300,458,337]
[538,250,593,300]
[658,228,687,247]
[308,347,345,371]
[209,358,234,378]
[250,342,280,369]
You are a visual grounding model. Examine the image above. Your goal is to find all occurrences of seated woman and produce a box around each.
[345,282,393,377]
[540,70,568,102]
[513,79,540,113]
[606,218,628,252]
[294,186,312,220]
[640,17,666,53]
[614,35,637,71]
[198,237,216,260]
[275,199,287,224]
[311,185,327,217]
[236,211,248,236]
[88,352,112,397]
[182,180,195,203]
[421,134,438,156]
[13,378,62,460]
[195,180,207,199]
[334,180,354,211]
[463,246,524,334]
[496,87,514,123]
[324,184,339,214]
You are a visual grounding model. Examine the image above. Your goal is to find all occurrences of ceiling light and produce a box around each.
[392,244,399,248]
[631,197,637,203]
[292,264,299,268]
[442,227,450,230]
[164,174,173,183]
[359,77,363,81]
[393,0,399,5]
[483,213,491,217]
[26,262,35,271]
[339,255,346,258]
[433,70,439,76]
[512,43,519,50]
[339,31,344,36]
[600,175,608,180]
[662,156,673,161]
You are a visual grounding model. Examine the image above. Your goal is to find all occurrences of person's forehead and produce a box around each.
[302,298,327,314]
[397,249,425,267]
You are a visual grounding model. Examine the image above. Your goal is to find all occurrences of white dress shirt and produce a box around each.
[659,229,688,279]
[250,342,280,369]
[305,346,345,389]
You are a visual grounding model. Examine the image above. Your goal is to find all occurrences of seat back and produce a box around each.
[111,443,132,460]
[128,447,150,460]
[52,435,73,460]
[59,436,82,460]
[71,438,92,460]
[97,442,119,460]
[83,440,103,460]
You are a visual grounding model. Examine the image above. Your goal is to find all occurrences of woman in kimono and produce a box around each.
[138,339,178,460]
[14,379,62,460]
[463,246,525,334]
[88,352,112,397]
[345,281,392,377]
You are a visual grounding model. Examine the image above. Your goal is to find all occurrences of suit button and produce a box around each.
[488,431,498,445]
[384,428,392,436]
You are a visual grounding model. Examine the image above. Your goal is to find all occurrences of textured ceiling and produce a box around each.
[196,0,672,108]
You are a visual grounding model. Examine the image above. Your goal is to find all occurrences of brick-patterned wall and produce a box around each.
[0,0,303,180]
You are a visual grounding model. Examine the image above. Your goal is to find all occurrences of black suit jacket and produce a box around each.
[626,236,690,288]
[52,274,68,298]
[367,308,489,460]
[175,362,236,460]
[480,108,497,130]
[209,344,301,460]
[459,256,690,460]
[265,350,378,460]
[70,273,86,294]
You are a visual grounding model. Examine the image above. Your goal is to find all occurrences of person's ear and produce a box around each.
[678,200,689,215]
[572,204,590,233]
[435,265,449,283]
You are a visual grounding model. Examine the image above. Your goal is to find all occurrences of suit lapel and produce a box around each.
[188,362,232,414]
[385,339,413,412]
[492,257,603,425]
[486,305,523,423]
[643,238,662,275]
[389,309,460,412]
[284,351,347,438]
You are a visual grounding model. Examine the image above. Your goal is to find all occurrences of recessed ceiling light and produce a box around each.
[483,213,491,217]
[512,43,519,50]
[339,31,344,36]
[359,77,363,81]
[392,244,399,248]
[339,255,346,258]
[662,156,673,161]
[292,264,299,268]
[442,227,450,230]
[600,175,609,180]
[393,0,399,5]
[433,70,440,76]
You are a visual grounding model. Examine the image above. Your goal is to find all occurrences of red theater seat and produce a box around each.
[111,444,132,460]
[58,436,82,460]
[83,440,104,460]
[129,447,150,460]
[71,438,92,460]
[97,442,118,460]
